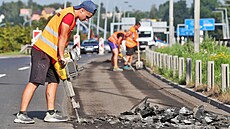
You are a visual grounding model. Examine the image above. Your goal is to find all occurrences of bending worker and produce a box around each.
[14,1,97,124]
[123,22,141,70]
[108,31,126,71]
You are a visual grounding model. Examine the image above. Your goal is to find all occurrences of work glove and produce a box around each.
[118,53,123,57]
[59,58,67,69]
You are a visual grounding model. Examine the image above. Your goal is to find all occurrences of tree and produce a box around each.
[158,1,169,22]
[149,4,158,19]
[190,0,220,18]
[174,0,190,26]
[0,1,26,25]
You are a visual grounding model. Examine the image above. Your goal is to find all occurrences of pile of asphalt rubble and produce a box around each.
[77,97,230,129]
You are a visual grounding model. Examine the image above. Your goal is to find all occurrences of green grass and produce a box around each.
[0,51,29,56]
[146,37,230,104]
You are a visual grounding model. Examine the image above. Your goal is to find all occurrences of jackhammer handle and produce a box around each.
[59,60,66,69]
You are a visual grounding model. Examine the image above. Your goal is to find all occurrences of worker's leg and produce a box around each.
[14,83,37,124]
[14,47,49,124]
[20,83,38,112]
[43,63,67,122]
[46,82,58,110]
[113,48,119,68]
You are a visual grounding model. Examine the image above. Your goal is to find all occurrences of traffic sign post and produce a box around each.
[99,37,104,55]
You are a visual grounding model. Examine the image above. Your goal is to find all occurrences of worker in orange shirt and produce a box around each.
[108,31,126,71]
[123,22,141,70]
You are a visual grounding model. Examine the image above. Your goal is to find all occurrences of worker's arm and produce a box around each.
[125,31,132,37]
[117,37,123,52]
[58,22,70,65]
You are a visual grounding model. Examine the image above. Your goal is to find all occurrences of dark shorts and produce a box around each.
[29,47,60,85]
[126,47,135,56]
[108,41,118,50]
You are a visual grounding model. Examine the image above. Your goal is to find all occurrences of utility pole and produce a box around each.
[87,18,92,40]
[103,0,108,40]
[112,1,116,23]
[76,0,81,35]
[64,0,67,8]
[194,0,200,52]
[96,0,101,36]
[169,0,174,46]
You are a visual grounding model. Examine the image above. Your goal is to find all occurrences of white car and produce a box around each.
[104,40,111,53]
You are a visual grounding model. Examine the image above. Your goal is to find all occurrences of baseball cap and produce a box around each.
[74,0,97,14]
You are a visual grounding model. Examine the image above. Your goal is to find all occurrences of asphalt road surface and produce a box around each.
[0,54,102,129]
[70,55,229,129]
[0,54,229,129]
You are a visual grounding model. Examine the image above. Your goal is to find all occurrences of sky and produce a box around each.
[0,0,196,12]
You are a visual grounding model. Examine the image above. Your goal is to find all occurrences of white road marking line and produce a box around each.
[18,66,30,71]
[0,74,6,78]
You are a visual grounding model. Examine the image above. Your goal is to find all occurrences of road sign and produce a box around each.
[31,27,42,45]
[121,17,136,31]
[185,18,215,31]
[73,34,81,56]
[200,18,215,30]
[152,22,167,32]
[177,28,194,36]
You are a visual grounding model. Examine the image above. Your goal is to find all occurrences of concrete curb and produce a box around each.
[145,66,230,113]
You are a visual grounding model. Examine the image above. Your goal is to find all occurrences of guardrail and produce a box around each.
[20,44,32,54]
[216,39,230,47]
[145,48,230,113]
[145,48,229,92]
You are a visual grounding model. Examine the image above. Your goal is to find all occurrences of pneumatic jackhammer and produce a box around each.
[54,50,81,123]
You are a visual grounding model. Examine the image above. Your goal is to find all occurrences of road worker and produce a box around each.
[108,31,127,71]
[14,0,97,124]
[123,22,141,70]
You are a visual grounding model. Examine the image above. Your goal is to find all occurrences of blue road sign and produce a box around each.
[185,18,215,31]
[200,18,215,30]
[177,28,194,36]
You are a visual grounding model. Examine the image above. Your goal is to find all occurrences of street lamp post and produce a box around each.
[103,0,108,39]
[213,10,227,39]
[169,0,174,46]
[96,0,101,36]
[216,8,230,39]
[76,0,81,35]
[64,0,67,8]
[194,0,200,53]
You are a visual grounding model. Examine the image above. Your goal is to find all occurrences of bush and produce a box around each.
[0,23,31,53]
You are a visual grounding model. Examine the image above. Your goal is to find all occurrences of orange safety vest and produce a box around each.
[34,7,76,61]
[125,26,138,48]
[108,31,125,44]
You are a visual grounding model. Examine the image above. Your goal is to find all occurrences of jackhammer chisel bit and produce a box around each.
[63,80,81,123]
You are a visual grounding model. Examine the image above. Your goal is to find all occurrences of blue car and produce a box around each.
[80,39,99,54]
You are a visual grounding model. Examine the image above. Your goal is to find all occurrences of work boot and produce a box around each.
[14,112,35,124]
[44,110,68,122]
[113,67,123,72]
[123,65,131,70]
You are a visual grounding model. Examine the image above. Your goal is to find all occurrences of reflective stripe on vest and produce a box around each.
[45,26,58,38]
[125,37,136,48]
[40,35,57,51]
[108,33,118,43]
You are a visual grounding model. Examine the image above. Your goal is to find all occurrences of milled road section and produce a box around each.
[70,56,229,128]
